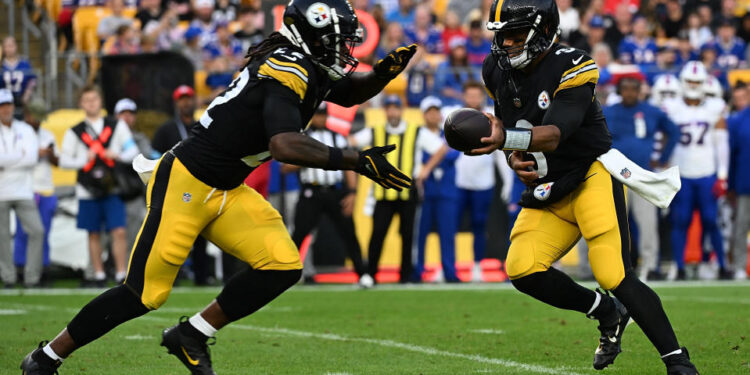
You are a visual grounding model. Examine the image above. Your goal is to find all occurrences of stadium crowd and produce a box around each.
[1,0,750,288]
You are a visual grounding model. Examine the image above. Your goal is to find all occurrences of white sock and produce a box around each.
[587,292,602,316]
[189,313,218,337]
[661,348,682,358]
[115,271,126,281]
[42,344,63,362]
[94,271,106,281]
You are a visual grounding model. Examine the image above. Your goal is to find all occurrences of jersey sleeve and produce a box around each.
[256,49,313,102]
[553,53,599,97]
[481,56,498,103]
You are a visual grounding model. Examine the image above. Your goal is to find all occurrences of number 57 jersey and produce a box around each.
[661,97,726,179]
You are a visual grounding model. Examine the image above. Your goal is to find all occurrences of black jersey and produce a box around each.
[174,46,335,190]
[482,44,612,207]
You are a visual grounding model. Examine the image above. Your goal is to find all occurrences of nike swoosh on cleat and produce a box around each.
[609,336,618,343]
[181,346,200,366]
[572,55,584,65]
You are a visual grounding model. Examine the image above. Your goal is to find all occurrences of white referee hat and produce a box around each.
[0,89,13,105]
[419,96,442,112]
[114,98,137,114]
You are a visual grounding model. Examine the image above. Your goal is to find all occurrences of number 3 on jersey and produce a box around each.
[515,120,548,178]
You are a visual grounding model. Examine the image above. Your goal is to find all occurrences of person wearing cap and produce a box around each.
[189,0,217,47]
[151,85,213,285]
[152,85,198,155]
[573,16,607,53]
[281,102,371,287]
[12,98,58,287]
[180,27,205,71]
[412,96,460,283]
[603,77,679,280]
[115,98,155,254]
[435,36,479,107]
[700,17,746,71]
[59,85,138,286]
[466,20,491,67]
[0,88,43,288]
[349,94,445,283]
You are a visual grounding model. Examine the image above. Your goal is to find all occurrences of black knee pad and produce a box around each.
[67,284,150,347]
[216,268,301,322]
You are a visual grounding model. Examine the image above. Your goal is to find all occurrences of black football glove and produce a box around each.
[356,145,412,190]
[373,44,418,80]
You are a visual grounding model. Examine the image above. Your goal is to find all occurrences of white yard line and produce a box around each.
[660,295,750,305]
[469,329,506,335]
[6,302,584,375]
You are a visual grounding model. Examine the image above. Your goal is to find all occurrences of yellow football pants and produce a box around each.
[506,161,631,290]
[124,153,302,310]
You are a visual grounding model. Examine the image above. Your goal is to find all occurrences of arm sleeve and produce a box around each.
[15,126,39,168]
[542,84,595,142]
[112,121,139,162]
[325,71,390,107]
[714,127,729,180]
[0,134,23,167]
[657,109,681,164]
[59,129,88,169]
[418,129,445,155]
[262,80,304,138]
[350,128,373,149]
[728,118,738,191]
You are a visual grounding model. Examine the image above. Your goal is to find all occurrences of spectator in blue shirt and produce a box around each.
[413,96,459,283]
[701,18,746,70]
[405,60,433,107]
[728,89,750,280]
[604,77,680,280]
[385,0,415,30]
[404,5,442,53]
[675,30,700,66]
[617,16,659,65]
[1,37,36,119]
[434,37,479,107]
[465,20,491,67]
[203,22,244,69]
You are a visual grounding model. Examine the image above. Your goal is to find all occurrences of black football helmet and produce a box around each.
[487,0,559,70]
[279,0,362,80]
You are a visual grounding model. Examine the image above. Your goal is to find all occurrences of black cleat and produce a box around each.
[664,347,699,375]
[20,341,61,375]
[593,296,630,370]
[161,317,217,375]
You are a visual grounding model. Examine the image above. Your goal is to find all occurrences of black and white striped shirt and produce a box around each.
[300,127,348,186]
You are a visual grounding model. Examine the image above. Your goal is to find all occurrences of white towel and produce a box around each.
[132,153,159,185]
[597,148,681,209]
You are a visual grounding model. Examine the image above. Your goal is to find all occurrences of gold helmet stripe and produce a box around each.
[494,0,504,23]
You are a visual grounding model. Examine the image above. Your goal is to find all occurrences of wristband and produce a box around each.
[325,147,344,170]
[502,128,533,151]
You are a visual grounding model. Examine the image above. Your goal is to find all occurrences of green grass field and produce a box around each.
[1,282,749,374]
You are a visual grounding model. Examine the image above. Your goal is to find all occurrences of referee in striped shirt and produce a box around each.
[283,103,372,288]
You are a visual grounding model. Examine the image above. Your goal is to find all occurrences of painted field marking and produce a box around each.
[124,334,153,341]
[0,308,27,315]
[469,329,505,335]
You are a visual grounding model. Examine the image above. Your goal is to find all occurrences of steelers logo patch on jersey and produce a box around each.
[306,2,333,28]
[537,90,550,110]
[534,182,554,201]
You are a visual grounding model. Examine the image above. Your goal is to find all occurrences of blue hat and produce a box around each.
[383,95,403,107]
[589,15,605,29]
[184,27,202,40]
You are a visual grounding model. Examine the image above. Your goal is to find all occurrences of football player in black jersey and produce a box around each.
[20,1,416,374]
[470,0,698,374]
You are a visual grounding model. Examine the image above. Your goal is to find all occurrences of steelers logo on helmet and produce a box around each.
[537,90,550,109]
[306,2,333,28]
